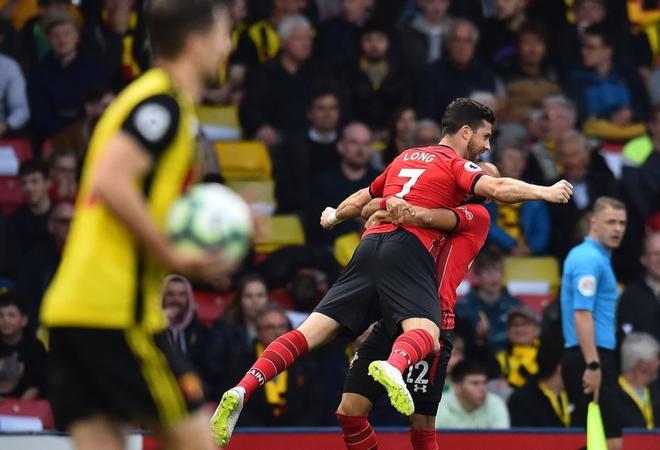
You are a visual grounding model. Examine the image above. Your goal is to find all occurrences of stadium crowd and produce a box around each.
[0,0,660,434]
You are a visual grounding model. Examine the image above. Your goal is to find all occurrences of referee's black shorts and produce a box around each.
[48,327,205,431]
[314,229,440,338]
[344,320,454,416]
[562,346,622,438]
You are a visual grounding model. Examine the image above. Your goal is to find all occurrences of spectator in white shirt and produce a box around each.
[436,360,510,429]
[0,53,29,136]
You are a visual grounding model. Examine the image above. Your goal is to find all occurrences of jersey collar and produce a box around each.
[584,237,610,258]
[435,144,456,154]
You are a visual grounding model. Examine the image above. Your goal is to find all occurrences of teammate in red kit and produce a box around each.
[211,99,572,448]
[335,166,496,450]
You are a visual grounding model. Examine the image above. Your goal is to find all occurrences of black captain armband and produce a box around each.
[121,94,180,159]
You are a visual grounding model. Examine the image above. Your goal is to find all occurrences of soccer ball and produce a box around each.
[167,183,252,263]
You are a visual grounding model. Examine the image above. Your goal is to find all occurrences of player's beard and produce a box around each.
[466,137,484,162]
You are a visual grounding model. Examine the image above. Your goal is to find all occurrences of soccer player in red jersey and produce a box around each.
[211,99,572,447]
[335,166,497,450]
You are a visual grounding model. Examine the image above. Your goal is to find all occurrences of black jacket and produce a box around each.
[342,58,413,131]
[617,382,660,429]
[617,278,660,345]
[203,320,249,399]
[508,382,568,428]
[226,343,325,427]
[14,241,61,326]
[0,333,48,398]
[272,132,339,214]
[239,56,331,138]
[417,58,496,122]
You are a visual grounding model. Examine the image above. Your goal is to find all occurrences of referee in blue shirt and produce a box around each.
[561,197,627,450]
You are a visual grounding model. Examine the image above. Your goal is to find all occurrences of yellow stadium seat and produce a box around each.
[197,105,239,129]
[333,232,361,266]
[503,256,560,295]
[226,180,276,213]
[214,141,272,180]
[254,215,305,254]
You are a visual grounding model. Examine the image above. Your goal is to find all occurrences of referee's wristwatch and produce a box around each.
[586,361,601,371]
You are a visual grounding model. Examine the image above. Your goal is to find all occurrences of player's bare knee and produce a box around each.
[418,319,440,347]
[336,393,372,417]
[409,414,436,430]
[298,312,341,349]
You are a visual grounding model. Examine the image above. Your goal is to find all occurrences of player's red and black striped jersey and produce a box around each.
[365,145,485,257]
[436,204,491,330]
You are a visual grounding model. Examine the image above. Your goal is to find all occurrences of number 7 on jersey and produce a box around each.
[395,168,426,199]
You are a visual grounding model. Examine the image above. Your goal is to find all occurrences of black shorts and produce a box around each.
[48,327,205,431]
[562,347,621,438]
[314,229,440,338]
[344,320,454,416]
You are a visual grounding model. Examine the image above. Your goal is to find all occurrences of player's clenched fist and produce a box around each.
[321,206,339,230]
[542,180,573,204]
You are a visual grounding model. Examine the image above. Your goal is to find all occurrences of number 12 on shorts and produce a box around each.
[396,168,426,199]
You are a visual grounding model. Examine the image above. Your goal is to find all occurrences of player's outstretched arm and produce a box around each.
[473,176,573,204]
[320,187,372,230]
[406,207,458,230]
[92,133,231,279]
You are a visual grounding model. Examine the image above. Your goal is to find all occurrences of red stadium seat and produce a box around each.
[194,291,235,327]
[0,176,23,214]
[41,139,54,159]
[269,288,293,310]
[0,138,33,162]
[517,294,555,314]
[0,399,55,429]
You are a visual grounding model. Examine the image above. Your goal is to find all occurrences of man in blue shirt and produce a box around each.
[561,196,627,450]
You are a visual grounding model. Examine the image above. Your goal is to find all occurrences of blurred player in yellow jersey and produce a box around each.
[39,1,233,449]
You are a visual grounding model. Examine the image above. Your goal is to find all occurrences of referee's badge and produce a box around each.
[578,275,597,297]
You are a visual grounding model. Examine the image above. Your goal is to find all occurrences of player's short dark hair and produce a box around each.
[472,246,504,273]
[536,330,564,379]
[147,0,229,59]
[518,21,548,44]
[584,22,615,49]
[441,98,495,137]
[0,289,27,316]
[451,360,487,383]
[19,159,49,179]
